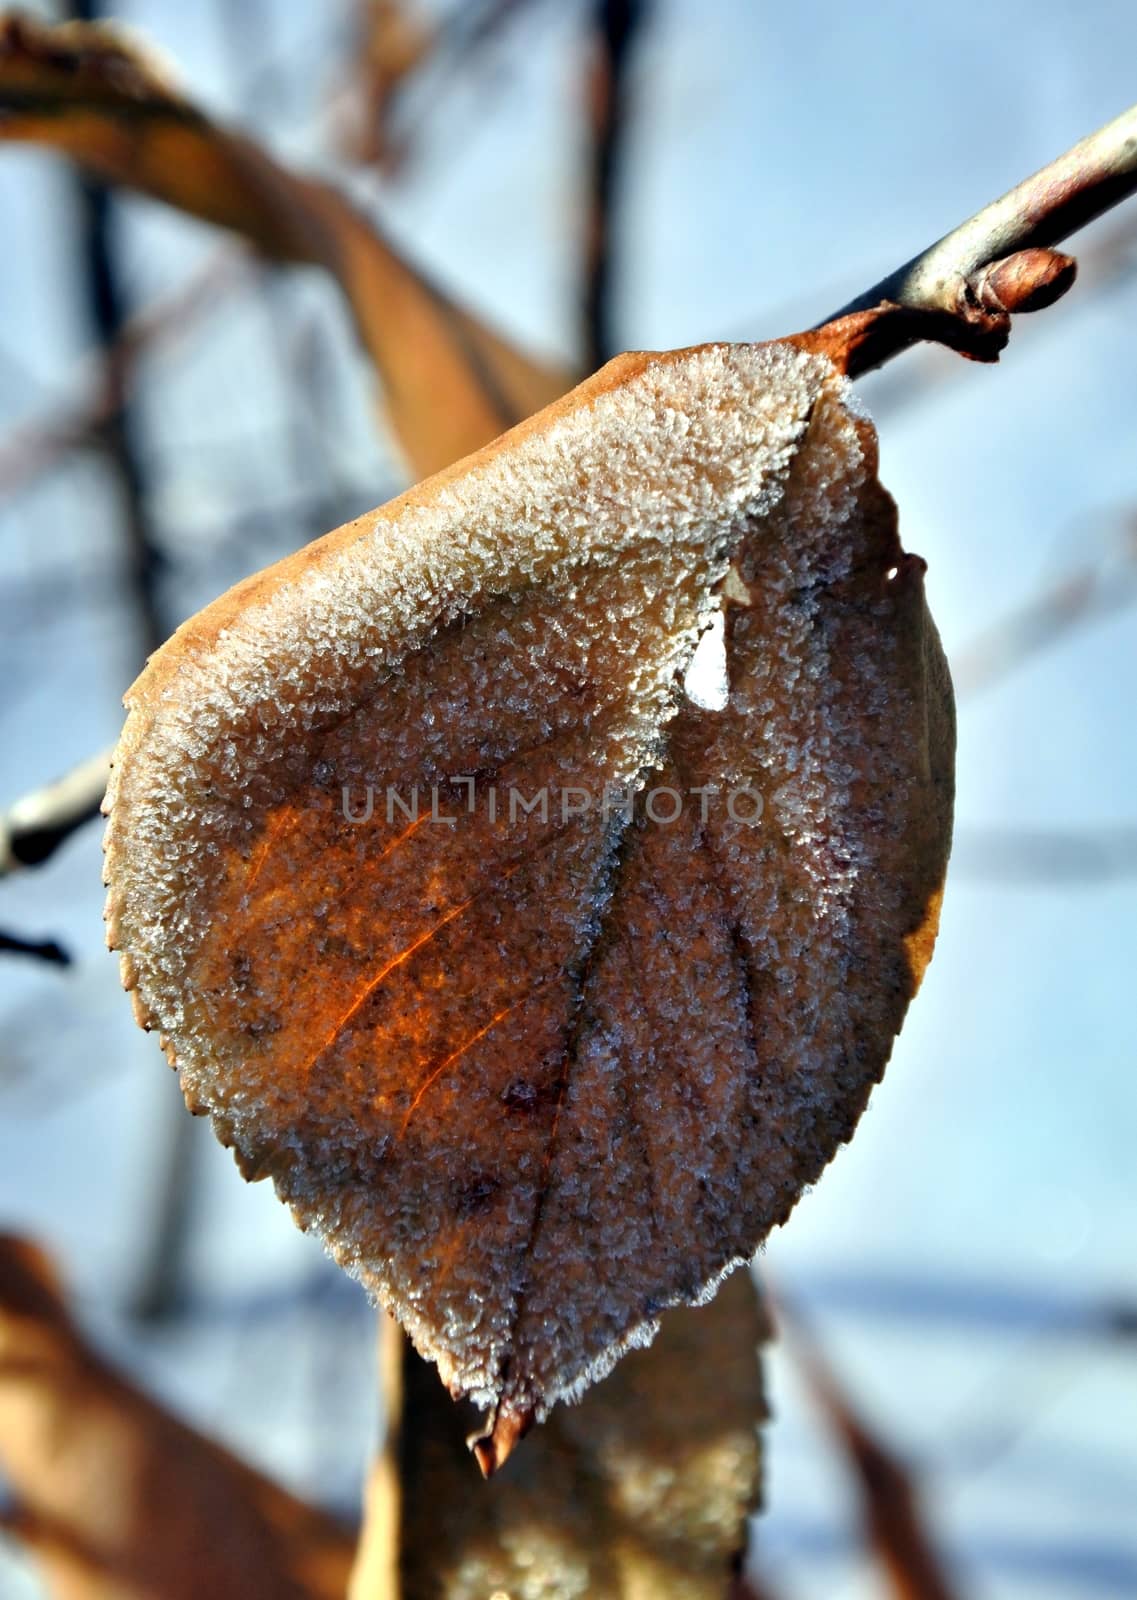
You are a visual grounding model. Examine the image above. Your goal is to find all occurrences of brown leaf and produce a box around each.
[346,0,436,169]
[0,13,572,478]
[354,1270,768,1599]
[103,339,954,1470]
[0,1235,355,1600]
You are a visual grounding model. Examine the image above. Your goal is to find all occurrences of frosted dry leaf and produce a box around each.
[103,339,954,1471]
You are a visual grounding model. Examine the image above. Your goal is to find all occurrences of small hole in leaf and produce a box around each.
[683,605,729,710]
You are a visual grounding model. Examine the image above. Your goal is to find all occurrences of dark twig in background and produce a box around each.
[954,519,1137,697]
[583,0,648,370]
[0,252,242,508]
[69,43,165,657]
[729,1577,788,1600]
[946,515,1137,885]
[953,824,1137,884]
[0,930,71,967]
[67,0,197,1328]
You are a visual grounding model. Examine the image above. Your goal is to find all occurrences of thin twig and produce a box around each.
[66,0,195,1325]
[0,930,71,967]
[583,0,649,370]
[807,101,1137,375]
[0,749,111,879]
[953,824,1137,884]
[858,211,1137,421]
[0,252,244,507]
[841,103,1137,315]
[948,517,1137,886]
[73,195,164,656]
[953,519,1137,697]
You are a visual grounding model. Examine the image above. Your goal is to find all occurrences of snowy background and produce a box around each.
[1,1,1135,1595]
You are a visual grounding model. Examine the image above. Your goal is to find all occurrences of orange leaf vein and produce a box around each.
[398,994,530,1138]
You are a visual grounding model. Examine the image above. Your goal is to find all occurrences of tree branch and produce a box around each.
[0,735,110,978]
[802,101,1137,375]
[583,0,649,371]
[953,513,1137,697]
[0,930,72,967]
[953,824,1137,884]
[0,252,244,508]
[0,750,111,879]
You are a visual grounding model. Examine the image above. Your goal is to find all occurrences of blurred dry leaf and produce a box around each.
[344,0,533,176]
[349,0,436,169]
[0,1235,355,1600]
[353,1270,768,1599]
[104,338,954,1471]
[0,13,572,478]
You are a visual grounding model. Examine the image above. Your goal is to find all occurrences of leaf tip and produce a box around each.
[469,1403,534,1478]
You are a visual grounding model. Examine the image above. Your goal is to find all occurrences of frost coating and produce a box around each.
[103,340,954,1457]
